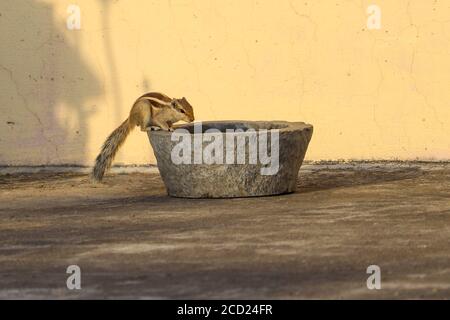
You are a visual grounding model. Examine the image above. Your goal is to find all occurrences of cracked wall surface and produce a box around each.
[0,0,449,166]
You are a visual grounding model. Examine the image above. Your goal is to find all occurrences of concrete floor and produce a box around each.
[0,162,449,299]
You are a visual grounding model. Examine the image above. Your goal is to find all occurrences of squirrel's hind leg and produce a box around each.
[147,126,161,131]
[139,110,153,132]
[152,119,171,131]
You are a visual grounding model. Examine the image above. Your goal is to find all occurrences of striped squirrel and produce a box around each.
[91,92,195,182]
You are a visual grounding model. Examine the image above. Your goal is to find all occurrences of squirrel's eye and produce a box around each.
[180,109,186,114]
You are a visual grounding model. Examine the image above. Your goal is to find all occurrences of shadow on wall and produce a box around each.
[99,0,122,126]
[0,0,101,165]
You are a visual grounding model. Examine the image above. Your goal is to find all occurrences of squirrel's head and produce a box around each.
[171,97,195,123]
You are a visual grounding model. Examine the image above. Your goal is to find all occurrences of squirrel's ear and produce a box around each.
[170,100,177,107]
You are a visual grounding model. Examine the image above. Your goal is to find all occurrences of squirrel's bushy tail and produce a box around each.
[91,118,133,182]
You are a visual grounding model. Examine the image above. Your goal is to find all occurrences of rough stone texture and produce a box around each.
[148,121,313,198]
[0,162,449,299]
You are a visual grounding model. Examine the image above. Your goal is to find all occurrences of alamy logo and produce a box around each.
[66,265,81,290]
[66,5,81,30]
[170,122,279,175]
[367,4,381,30]
[366,265,381,290]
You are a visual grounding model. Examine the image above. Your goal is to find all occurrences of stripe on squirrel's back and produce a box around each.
[139,92,172,103]
[138,97,171,108]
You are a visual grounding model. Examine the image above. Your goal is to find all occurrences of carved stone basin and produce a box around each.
[148,121,313,198]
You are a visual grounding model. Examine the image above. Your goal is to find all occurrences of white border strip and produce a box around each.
[0,161,448,175]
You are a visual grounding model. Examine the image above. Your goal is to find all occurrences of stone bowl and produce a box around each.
[148,121,313,198]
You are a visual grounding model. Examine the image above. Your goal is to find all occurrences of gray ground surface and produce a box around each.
[0,162,449,299]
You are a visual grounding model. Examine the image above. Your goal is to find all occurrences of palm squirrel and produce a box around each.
[91,92,195,182]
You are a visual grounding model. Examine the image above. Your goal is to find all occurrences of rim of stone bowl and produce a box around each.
[148,120,313,136]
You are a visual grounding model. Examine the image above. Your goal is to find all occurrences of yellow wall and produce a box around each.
[1,0,449,166]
